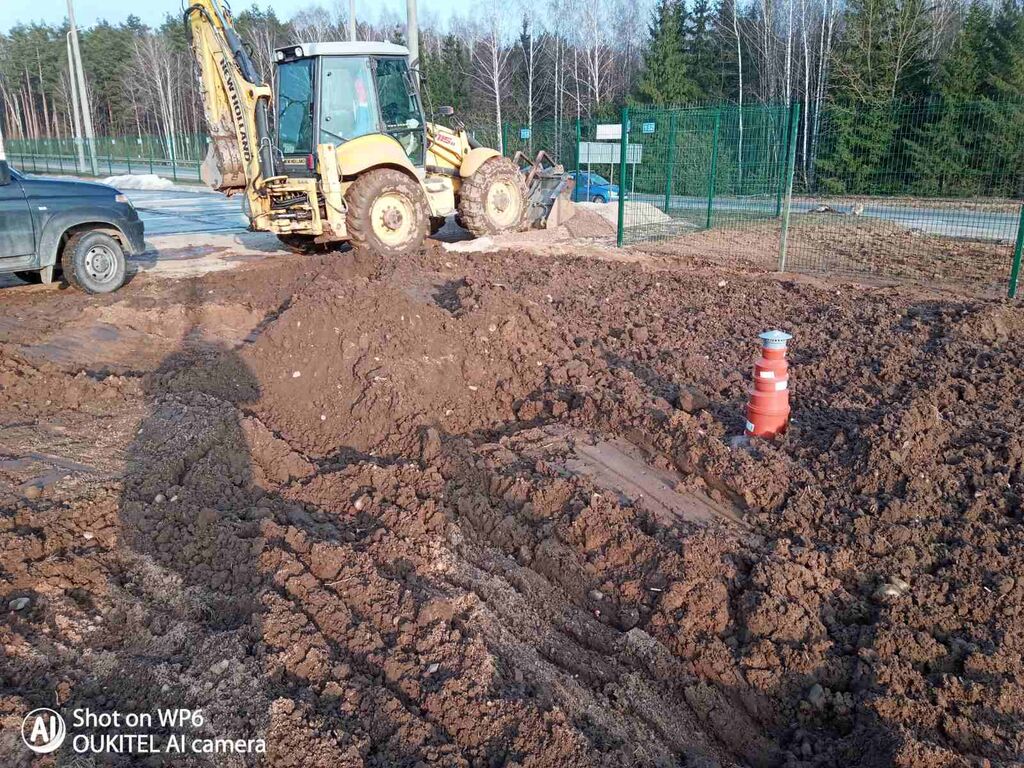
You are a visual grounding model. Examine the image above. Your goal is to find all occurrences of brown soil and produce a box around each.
[1,235,1022,767]
[635,215,1015,295]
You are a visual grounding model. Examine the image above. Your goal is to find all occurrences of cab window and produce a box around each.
[277,59,314,154]
[373,57,424,164]
[319,56,380,144]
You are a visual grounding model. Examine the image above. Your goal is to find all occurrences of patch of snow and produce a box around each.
[443,236,498,253]
[101,174,175,191]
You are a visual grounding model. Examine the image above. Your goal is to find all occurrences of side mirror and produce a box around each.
[0,160,9,186]
[438,106,455,117]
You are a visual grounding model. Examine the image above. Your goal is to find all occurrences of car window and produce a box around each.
[590,174,609,185]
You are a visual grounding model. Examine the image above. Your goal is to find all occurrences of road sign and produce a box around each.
[579,141,643,165]
[642,122,656,134]
[595,123,622,141]
[520,127,531,140]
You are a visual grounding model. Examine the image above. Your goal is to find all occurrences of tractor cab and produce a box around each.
[273,42,426,175]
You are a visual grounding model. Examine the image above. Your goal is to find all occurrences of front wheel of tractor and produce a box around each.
[457,157,528,237]
[345,168,429,258]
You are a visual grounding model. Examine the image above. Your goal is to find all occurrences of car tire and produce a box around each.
[14,271,42,284]
[61,230,127,294]
[591,195,607,204]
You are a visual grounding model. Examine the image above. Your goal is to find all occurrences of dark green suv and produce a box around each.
[0,159,145,293]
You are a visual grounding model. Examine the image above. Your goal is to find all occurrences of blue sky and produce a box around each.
[7,0,474,30]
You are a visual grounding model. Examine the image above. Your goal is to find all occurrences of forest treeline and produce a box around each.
[3,0,1024,196]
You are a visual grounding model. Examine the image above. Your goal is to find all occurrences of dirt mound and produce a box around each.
[563,207,617,238]
[242,274,559,457]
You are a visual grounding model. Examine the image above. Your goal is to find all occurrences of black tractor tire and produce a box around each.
[276,234,327,254]
[458,157,529,237]
[61,230,127,294]
[14,271,42,284]
[345,168,428,258]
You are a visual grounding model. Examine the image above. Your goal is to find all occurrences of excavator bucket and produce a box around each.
[513,151,576,229]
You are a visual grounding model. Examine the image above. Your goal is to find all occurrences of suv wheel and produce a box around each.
[61,230,127,294]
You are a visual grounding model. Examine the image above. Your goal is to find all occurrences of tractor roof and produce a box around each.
[275,41,410,59]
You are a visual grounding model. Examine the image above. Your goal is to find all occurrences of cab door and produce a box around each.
[0,169,35,259]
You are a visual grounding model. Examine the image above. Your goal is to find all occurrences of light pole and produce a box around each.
[67,0,97,174]
[66,32,86,172]
[406,0,419,80]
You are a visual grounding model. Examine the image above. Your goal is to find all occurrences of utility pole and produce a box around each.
[406,0,419,75]
[67,0,97,174]
[349,0,356,41]
[66,32,86,172]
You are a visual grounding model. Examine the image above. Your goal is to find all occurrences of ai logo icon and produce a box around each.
[21,708,66,754]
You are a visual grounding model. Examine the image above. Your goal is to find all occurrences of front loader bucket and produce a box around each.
[514,151,576,229]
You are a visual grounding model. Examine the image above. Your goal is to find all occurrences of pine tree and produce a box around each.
[908,3,992,195]
[634,0,700,105]
[687,0,718,97]
[421,35,470,117]
[817,0,931,193]
[710,0,742,102]
[985,0,1024,196]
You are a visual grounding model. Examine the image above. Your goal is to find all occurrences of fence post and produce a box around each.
[616,106,629,248]
[777,102,802,271]
[500,122,508,157]
[664,112,677,214]
[1010,203,1024,299]
[574,118,581,173]
[775,104,793,218]
[169,135,178,182]
[705,110,721,229]
[148,137,154,175]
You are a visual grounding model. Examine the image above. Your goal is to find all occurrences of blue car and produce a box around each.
[569,171,621,204]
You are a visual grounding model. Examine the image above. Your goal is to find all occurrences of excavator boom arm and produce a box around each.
[184,0,275,193]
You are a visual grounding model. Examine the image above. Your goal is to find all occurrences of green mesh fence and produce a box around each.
[9,103,1022,297]
[610,100,1023,297]
[614,103,791,243]
[785,99,1024,296]
[6,133,209,181]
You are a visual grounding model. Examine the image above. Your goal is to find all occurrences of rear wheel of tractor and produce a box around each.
[346,168,428,258]
[458,157,528,237]
[61,230,126,294]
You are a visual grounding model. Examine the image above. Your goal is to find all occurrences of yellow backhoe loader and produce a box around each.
[184,0,574,257]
